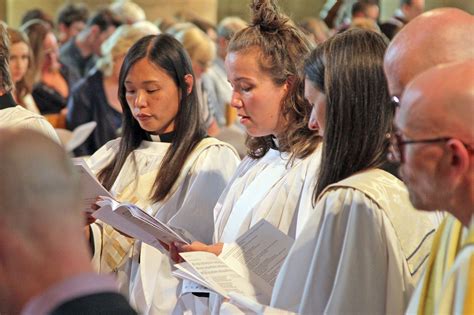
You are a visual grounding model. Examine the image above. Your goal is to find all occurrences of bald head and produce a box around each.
[0,128,80,230]
[395,60,474,224]
[397,60,474,143]
[384,8,474,97]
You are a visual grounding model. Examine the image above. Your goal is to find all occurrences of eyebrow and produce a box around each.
[229,77,255,84]
[124,80,160,85]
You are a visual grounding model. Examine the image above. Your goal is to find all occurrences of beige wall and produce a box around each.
[4,0,217,28]
[2,0,473,28]
[380,0,474,21]
[217,0,325,22]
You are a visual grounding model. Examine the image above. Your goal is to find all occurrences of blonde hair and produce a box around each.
[217,17,247,40]
[110,0,145,24]
[97,21,159,76]
[175,26,215,68]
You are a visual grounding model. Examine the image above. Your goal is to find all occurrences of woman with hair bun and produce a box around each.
[230,29,440,315]
[171,0,322,313]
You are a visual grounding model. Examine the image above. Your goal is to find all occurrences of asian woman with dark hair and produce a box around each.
[87,34,240,311]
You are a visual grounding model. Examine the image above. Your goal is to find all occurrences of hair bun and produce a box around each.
[250,0,288,33]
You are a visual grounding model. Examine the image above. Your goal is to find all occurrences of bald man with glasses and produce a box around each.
[393,60,474,314]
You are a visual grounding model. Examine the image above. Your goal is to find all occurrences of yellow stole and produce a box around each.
[417,215,474,314]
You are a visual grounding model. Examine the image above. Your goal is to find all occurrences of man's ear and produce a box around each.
[184,74,194,95]
[446,139,470,180]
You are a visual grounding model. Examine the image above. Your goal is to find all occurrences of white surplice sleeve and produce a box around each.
[165,143,241,243]
[130,144,240,314]
[271,188,393,315]
[86,139,121,269]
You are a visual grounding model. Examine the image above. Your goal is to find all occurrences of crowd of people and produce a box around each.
[0,0,472,314]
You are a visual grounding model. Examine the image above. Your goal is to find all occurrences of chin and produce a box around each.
[408,193,437,211]
[245,127,273,138]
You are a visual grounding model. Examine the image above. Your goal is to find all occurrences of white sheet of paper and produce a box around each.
[66,121,97,152]
[73,158,112,213]
[177,219,294,304]
[92,198,191,248]
[221,219,294,289]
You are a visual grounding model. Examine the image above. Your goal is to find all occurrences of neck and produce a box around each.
[8,232,93,313]
[451,175,474,227]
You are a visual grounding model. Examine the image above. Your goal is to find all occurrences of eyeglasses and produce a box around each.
[388,132,474,163]
[389,133,450,164]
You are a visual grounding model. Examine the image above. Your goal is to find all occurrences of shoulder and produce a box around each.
[92,137,121,156]
[318,185,383,218]
[71,70,102,95]
[88,138,122,169]
[0,106,60,143]
[194,137,240,158]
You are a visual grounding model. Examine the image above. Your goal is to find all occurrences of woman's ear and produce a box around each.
[184,74,194,95]
[284,75,296,93]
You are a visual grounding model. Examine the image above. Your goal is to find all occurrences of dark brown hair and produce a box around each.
[228,0,320,160]
[97,34,206,202]
[305,29,393,201]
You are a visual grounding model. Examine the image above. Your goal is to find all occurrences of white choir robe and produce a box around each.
[229,168,442,315]
[0,105,60,143]
[196,145,322,314]
[88,137,240,314]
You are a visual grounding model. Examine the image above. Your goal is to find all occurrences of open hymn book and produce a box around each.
[73,158,192,247]
[173,220,294,304]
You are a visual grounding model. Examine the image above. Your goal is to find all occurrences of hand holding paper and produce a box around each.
[173,220,294,304]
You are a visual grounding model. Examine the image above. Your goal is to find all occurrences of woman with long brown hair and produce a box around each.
[21,19,78,115]
[7,28,39,113]
[230,28,441,315]
[170,0,323,313]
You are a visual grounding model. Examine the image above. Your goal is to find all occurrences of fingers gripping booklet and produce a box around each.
[173,220,294,304]
[73,158,192,247]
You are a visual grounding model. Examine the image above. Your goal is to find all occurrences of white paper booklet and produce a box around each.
[56,121,97,152]
[173,219,294,304]
[92,197,193,248]
[73,158,113,213]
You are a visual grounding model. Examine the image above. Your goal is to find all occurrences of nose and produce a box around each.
[134,90,147,108]
[308,106,319,131]
[230,91,242,109]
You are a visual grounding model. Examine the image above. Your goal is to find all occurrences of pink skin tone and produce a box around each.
[171,49,290,261]
[304,77,327,135]
[225,49,288,137]
[124,58,190,135]
[9,42,29,83]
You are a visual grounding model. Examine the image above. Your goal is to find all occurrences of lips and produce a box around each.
[136,113,152,121]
